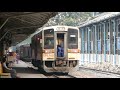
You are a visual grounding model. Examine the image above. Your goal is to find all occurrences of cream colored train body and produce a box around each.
[31,25,80,73]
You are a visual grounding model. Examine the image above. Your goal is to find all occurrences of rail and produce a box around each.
[51,73,77,78]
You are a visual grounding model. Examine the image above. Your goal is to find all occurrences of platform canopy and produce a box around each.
[0,12,57,45]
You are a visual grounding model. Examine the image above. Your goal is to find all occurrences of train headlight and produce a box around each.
[74,50,77,52]
[43,49,54,53]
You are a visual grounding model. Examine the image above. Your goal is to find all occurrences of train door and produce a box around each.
[55,32,67,60]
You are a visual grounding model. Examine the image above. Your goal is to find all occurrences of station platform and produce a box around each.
[11,60,29,68]
[10,60,46,78]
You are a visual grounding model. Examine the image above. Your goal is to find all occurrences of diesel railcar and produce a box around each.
[30,25,80,73]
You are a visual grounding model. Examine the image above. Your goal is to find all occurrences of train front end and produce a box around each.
[42,26,80,73]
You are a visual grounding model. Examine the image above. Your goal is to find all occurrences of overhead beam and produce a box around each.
[13,17,35,25]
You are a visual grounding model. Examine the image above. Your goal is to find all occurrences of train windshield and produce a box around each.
[44,29,54,49]
[68,29,78,49]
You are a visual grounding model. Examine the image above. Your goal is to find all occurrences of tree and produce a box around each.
[44,12,93,27]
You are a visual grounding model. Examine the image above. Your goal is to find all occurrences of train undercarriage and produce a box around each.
[32,59,79,73]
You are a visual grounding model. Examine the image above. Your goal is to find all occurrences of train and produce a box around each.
[16,44,32,62]
[17,25,80,73]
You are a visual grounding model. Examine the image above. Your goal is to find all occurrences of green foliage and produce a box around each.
[44,12,93,26]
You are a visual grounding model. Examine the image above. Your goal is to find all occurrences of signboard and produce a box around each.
[45,34,54,37]
[70,35,76,37]
[56,27,65,31]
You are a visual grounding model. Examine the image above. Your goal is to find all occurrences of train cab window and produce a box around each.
[44,29,54,49]
[68,29,78,49]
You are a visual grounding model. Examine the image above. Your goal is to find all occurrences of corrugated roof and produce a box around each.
[78,12,120,28]
[0,12,58,45]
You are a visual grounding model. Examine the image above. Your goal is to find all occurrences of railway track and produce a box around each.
[52,74,77,78]
[79,67,117,75]
[25,62,77,78]
[79,67,120,78]
[47,73,76,78]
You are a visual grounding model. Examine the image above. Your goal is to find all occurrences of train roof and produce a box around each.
[31,25,79,37]
[41,25,79,30]
[78,12,120,28]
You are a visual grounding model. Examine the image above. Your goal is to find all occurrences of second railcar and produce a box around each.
[17,44,32,62]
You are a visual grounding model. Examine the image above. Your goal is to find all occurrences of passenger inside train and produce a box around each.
[44,37,54,49]
[57,33,64,57]
[57,45,64,57]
